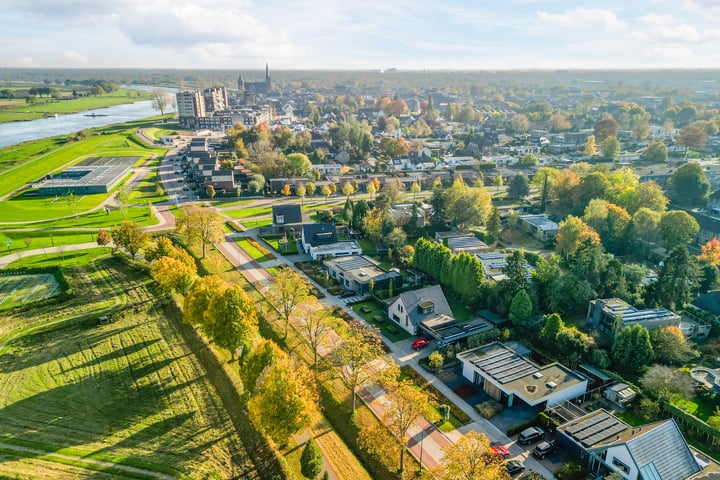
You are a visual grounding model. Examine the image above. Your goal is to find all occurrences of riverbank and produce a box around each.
[0,88,154,124]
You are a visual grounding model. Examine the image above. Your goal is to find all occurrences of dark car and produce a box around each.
[505,460,525,476]
[533,441,557,459]
[518,426,545,445]
[339,290,355,298]
[411,338,430,349]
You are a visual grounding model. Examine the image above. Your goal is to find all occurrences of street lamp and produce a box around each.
[6,239,11,254]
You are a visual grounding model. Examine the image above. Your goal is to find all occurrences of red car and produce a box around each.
[491,445,510,458]
[411,338,430,349]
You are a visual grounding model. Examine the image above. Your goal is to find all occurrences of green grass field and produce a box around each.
[0,259,258,479]
[235,238,275,262]
[0,206,158,230]
[3,248,109,270]
[0,89,153,123]
[222,205,272,219]
[0,273,59,311]
[128,169,168,204]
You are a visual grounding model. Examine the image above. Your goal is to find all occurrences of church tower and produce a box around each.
[265,62,271,90]
[237,73,244,94]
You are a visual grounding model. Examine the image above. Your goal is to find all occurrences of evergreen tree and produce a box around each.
[509,289,533,327]
[300,438,323,479]
[485,207,502,244]
[611,324,654,372]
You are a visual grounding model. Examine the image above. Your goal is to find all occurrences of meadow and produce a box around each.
[0,257,258,479]
[0,273,59,311]
[0,89,153,123]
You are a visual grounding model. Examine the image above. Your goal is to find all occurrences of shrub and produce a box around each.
[300,438,323,479]
[555,462,585,480]
[506,416,539,436]
[475,400,503,419]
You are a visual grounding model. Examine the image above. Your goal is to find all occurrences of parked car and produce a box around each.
[491,445,510,458]
[532,441,557,459]
[518,426,545,445]
[411,338,430,350]
[505,460,525,476]
[339,290,355,298]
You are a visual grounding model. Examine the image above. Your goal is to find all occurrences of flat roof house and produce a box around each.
[457,342,587,408]
[386,285,453,336]
[587,298,711,339]
[557,409,702,480]
[324,255,402,296]
[519,214,558,241]
[300,223,361,261]
[447,235,490,255]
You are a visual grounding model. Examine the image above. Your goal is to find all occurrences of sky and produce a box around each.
[2,0,720,70]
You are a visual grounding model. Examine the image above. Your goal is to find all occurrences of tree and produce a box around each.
[300,438,323,479]
[556,216,600,259]
[676,125,707,154]
[410,181,421,201]
[366,182,376,199]
[640,365,695,401]
[111,221,148,260]
[507,173,530,199]
[600,136,621,159]
[96,228,112,250]
[493,174,503,193]
[306,181,316,196]
[594,118,619,142]
[296,184,307,206]
[342,181,354,198]
[540,313,564,346]
[183,275,227,336]
[659,210,699,250]
[175,205,224,258]
[266,266,311,338]
[519,153,538,166]
[151,88,173,115]
[654,245,702,310]
[652,326,697,366]
[286,153,312,177]
[699,237,720,266]
[383,379,437,473]
[281,184,291,196]
[321,185,331,203]
[509,289,533,327]
[331,321,385,412]
[584,135,597,156]
[206,184,216,199]
[151,256,197,295]
[296,299,336,367]
[670,162,710,206]
[485,207,502,244]
[437,430,506,480]
[248,354,317,447]
[641,141,668,163]
[611,324,654,372]
[207,285,258,359]
[625,181,668,215]
[428,351,444,373]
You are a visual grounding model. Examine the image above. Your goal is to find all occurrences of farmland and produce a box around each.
[0,258,258,479]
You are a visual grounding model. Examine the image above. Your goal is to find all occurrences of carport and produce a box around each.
[418,316,494,348]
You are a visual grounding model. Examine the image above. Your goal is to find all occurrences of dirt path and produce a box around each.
[0,441,176,479]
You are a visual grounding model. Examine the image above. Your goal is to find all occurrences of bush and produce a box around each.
[555,462,585,480]
[301,438,323,479]
[475,400,503,419]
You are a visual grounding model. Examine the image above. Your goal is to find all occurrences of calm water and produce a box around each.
[0,86,178,148]
[0,101,160,148]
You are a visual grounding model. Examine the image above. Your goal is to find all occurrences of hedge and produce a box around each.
[506,415,540,436]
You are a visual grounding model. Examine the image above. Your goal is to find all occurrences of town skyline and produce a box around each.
[3,0,720,70]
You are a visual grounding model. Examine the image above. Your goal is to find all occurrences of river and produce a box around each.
[0,86,178,149]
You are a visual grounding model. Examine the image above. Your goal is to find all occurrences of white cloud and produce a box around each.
[536,7,627,31]
[63,50,88,64]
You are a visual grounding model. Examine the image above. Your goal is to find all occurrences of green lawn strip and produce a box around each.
[0,206,156,229]
[262,235,299,255]
[0,89,153,123]
[350,300,412,342]
[215,199,253,208]
[3,248,110,269]
[0,230,97,253]
[223,205,272,219]
[239,217,272,228]
[128,169,168,204]
[357,239,376,254]
[671,394,717,421]
[236,237,275,262]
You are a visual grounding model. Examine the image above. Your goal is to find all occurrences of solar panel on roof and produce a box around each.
[582,422,628,447]
[575,418,619,440]
[566,413,611,435]
[499,367,539,384]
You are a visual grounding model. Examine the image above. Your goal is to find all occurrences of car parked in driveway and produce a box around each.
[518,426,545,445]
[505,460,525,476]
[532,441,557,459]
[491,445,510,458]
[411,338,430,349]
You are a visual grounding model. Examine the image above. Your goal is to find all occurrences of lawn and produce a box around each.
[0,230,98,254]
[236,237,275,262]
[0,273,59,311]
[357,238,376,254]
[0,206,157,229]
[3,247,110,269]
[446,293,475,322]
[0,259,258,479]
[351,299,412,342]
[0,89,153,123]
[241,217,272,228]
[128,169,168,204]
[262,235,299,255]
[223,205,273,219]
[671,393,718,422]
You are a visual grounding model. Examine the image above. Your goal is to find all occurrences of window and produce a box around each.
[612,458,630,475]
[276,214,285,224]
[399,305,403,313]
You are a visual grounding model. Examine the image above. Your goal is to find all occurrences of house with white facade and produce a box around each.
[300,223,361,261]
[457,342,587,408]
[386,285,453,336]
[324,255,402,296]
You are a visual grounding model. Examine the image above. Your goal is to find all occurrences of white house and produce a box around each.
[300,223,361,261]
[457,342,587,408]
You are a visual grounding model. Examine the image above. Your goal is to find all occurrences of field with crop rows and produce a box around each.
[0,259,257,479]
